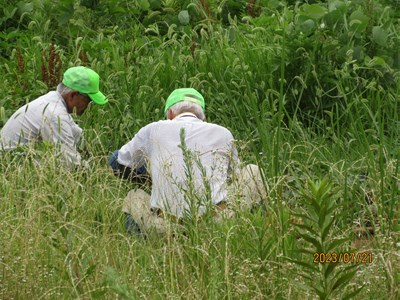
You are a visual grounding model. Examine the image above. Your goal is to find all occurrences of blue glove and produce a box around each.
[108,150,148,180]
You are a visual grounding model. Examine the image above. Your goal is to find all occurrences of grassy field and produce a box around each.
[0,0,399,299]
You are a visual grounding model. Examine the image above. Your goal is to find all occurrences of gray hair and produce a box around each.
[167,101,205,120]
[57,83,74,96]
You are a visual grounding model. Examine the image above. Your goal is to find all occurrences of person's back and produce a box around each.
[124,114,238,218]
[0,91,78,151]
[0,66,108,167]
[110,88,266,236]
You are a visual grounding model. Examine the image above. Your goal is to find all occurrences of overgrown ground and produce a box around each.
[0,0,399,299]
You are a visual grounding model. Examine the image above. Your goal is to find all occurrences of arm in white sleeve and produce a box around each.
[40,114,82,167]
[117,125,150,169]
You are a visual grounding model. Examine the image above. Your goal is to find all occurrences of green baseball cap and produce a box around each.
[63,66,108,105]
[164,88,205,113]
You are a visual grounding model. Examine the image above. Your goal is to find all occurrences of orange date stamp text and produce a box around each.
[313,252,373,264]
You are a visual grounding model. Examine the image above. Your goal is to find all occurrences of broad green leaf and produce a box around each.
[138,0,150,11]
[372,26,388,47]
[302,4,328,20]
[328,0,346,12]
[0,41,8,51]
[17,2,34,14]
[57,3,74,25]
[4,7,17,19]
[324,9,344,29]
[267,0,281,9]
[298,18,316,36]
[349,10,369,33]
[178,10,190,25]
[148,0,161,10]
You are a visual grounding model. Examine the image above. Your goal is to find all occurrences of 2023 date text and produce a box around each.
[313,252,373,264]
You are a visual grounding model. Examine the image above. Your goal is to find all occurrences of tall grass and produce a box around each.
[2,104,396,292]
[1,133,398,299]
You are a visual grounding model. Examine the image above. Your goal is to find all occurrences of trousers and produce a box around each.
[122,164,267,234]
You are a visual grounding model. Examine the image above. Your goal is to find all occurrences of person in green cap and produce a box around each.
[0,66,107,167]
[109,88,266,236]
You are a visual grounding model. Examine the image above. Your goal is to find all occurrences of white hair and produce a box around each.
[167,101,205,120]
[57,83,74,96]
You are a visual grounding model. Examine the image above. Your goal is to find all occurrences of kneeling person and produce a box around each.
[109,88,266,234]
[0,66,108,167]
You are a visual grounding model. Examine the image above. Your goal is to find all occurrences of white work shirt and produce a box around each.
[118,113,239,218]
[0,91,82,166]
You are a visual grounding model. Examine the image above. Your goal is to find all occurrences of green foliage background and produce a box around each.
[0,0,399,299]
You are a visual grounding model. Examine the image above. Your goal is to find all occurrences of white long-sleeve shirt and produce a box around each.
[118,113,239,218]
[0,91,82,166]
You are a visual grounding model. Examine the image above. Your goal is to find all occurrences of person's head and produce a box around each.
[60,66,107,115]
[165,88,205,120]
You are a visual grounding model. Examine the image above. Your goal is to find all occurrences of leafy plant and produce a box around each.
[291,179,363,299]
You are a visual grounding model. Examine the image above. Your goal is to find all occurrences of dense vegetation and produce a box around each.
[0,0,399,299]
